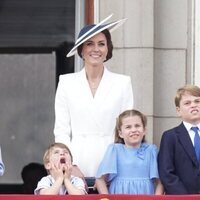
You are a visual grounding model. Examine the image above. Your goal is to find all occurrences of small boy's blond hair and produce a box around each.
[43,143,73,165]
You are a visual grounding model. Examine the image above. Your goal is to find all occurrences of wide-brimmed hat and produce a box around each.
[66,14,127,57]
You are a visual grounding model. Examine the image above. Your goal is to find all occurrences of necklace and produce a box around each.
[89,81,98,88]
[86,68,103,91]
[89,81,99,89]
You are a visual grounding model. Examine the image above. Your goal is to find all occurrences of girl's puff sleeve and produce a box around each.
[96,144,117,182]
[149,144,159,179]
[54,75,71,147]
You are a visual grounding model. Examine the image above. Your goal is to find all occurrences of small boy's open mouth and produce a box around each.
[60,158,66,164]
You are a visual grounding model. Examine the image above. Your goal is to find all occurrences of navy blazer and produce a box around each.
[158,122,200,194]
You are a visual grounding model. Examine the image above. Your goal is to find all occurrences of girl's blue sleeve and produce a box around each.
[96,144,117,182]
[150,144,159,179]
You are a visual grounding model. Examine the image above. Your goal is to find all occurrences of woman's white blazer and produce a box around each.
[54,67,134,177]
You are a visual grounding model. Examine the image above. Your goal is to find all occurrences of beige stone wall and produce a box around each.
[99,0,192,146]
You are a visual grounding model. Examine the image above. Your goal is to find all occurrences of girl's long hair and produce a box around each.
[114,109,147,144]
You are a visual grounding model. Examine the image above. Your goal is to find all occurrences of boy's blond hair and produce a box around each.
[175,85,200,107]
[43,143,73,165]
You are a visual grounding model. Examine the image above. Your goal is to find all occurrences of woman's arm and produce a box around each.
[54,76,71,146]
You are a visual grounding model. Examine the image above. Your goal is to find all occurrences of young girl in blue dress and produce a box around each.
[95,109,163,194]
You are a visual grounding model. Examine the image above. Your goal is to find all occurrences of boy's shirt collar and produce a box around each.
[183,121,200,145]
[183,121,200,131]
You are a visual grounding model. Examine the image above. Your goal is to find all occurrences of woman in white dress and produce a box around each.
[54,14,134,178]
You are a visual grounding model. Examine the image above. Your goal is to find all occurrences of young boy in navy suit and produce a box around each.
[158,85,200,194]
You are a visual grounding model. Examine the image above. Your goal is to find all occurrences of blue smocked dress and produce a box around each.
[96,143,159,194]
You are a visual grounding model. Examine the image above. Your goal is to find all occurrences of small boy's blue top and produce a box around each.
[96,143,159,194]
